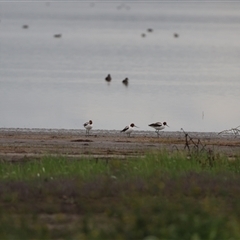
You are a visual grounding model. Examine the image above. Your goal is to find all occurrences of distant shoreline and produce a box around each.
[0,128,239,162]
[0,127,226,136]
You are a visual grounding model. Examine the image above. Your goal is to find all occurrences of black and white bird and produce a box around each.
[121,123,138,137]
[83,120,93,135]
[148,122,169,137]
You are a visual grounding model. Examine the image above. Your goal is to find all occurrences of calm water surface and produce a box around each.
[0,2,240,132]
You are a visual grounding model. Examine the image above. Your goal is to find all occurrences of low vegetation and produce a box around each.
[1,150,240,239]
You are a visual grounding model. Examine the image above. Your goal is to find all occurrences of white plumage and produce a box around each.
[121,123,138,137]
[83,120,93,135]
[148,121,169,137]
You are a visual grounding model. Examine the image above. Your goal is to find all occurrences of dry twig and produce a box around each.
[218,125,240,138]
[181,128,206,153]
[181,128,215,167]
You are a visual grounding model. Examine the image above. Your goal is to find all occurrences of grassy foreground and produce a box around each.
[1,151,240,239]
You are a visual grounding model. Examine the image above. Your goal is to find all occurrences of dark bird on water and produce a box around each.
[105,74,112,82]
[174,33,179,38]
[54,34,62,38]
[122,77,129,86]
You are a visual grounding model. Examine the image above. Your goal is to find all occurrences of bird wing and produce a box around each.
[149,122,162,127]
[83,122,88,127]
[121,126,129,132]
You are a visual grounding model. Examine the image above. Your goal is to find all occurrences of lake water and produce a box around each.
[0,1,240,132]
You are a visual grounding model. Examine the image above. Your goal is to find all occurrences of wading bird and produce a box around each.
[83,120,93,135]
[121,123,138,137]
[148,122,169,137]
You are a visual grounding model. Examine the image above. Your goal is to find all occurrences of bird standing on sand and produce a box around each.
[105,74,112,82]
[83,120,93,135]
[121,123,138,137]
[148,122,169,137]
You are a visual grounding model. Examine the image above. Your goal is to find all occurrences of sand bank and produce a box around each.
[0,128,239,162]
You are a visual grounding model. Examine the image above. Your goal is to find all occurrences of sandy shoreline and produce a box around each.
[0,128,240,162]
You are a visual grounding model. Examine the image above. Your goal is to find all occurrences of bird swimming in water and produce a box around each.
[148,122,169,137]
[121,123,138,137]
[105,74,112,82]
[174,33,179,38]
[83,120,93,135]
[122,77,129,86]
[54,34,62,38]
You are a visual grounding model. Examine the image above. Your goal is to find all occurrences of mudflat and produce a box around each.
[0,128,240,162]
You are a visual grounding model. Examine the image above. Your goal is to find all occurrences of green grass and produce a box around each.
[0,156,110,180]
[1,151,240,239]
[1,151,239,181]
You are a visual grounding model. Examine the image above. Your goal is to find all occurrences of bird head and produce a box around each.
[163,122,169,127]
[130,123,139,128]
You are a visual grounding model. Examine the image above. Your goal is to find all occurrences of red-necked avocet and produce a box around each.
[83,120,93,135]
[148,122,169,137]
[121,123,138,137]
